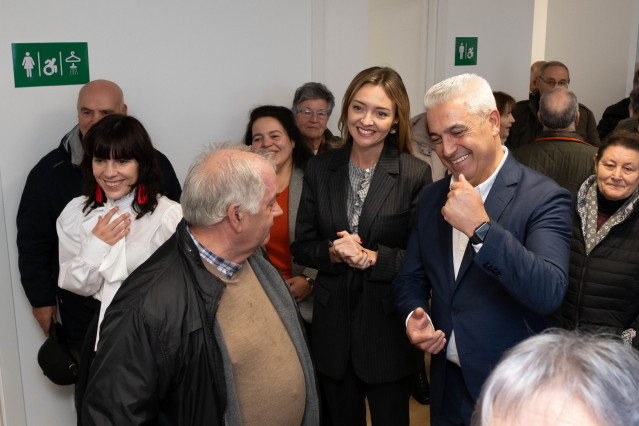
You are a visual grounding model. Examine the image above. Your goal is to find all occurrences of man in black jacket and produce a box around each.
[16,79,181,358]
[597,69,639,140]
[82,146,319,425]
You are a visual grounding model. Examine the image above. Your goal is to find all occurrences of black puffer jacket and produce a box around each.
[562,184,639,348]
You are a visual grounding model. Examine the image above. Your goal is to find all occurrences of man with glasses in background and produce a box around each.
[292,82,343,154]
[507,60,600,150]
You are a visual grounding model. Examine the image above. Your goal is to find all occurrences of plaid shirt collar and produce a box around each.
[185,224,242,279]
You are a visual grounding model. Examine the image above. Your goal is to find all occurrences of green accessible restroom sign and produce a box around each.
[12,42,90,88]
[455,37,478,66]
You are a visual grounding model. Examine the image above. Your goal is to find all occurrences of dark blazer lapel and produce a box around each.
[358,142,399,243]
[453,154,519,287]
[328,144,352,236]
[483,154,519,221]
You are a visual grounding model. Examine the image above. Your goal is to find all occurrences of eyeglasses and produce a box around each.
[539,77,569,88]
[298,108,328,120]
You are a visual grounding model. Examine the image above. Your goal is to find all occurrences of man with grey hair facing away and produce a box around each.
[82,144,319,425]
[472,330,639,426]
[393,74,572,425]
[514,87,598,200]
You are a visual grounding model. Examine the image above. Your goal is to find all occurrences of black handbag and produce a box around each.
[37,321,78,385]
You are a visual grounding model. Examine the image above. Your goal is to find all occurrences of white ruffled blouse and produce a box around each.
[57,192,182,347]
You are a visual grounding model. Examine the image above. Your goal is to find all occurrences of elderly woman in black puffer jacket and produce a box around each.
[562,130,639,349]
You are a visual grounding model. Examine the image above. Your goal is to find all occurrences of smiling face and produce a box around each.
[347,83,397,152]
[93,157,139,201]
[428,99,504,187]
[250,116,295,173]
[595,145,639,201]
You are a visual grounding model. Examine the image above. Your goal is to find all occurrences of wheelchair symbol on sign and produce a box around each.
[466,47,474,59]
[43,58,58,76]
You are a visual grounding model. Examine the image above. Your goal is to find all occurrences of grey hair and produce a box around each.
[423,74,496,123]
[292,82,336,116]
[472,330,639,426]
[540,60,570,79]
[539,88,578,130]
[180,142,273,226]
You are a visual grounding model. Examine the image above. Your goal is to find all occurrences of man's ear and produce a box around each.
[227,204,242,232]
[488,109,500,136]
[574,110,580,127]
[121,103,128,115]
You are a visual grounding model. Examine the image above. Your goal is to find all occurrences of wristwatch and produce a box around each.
[470,221,491,245]
[304,276,315,291]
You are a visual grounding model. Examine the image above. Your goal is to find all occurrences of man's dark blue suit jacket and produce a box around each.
[393,154,572,421]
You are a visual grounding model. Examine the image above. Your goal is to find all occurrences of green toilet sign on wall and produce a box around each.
[12,42,90,88]
[455,37,478,66]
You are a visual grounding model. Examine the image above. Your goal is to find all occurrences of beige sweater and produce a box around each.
[206,261,306,425]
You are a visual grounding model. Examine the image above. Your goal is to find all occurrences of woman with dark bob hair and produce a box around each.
[562,130,639,349]
[292,67,432,425]
[57,114,182,349]
[243,105,316,330]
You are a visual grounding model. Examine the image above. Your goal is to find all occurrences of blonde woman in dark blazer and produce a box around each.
[292,67,432,425]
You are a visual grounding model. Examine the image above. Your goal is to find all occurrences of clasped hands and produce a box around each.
[329,230,377,270]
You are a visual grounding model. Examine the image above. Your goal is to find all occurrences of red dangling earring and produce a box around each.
[95,185,103,203]
[137,184,148,205]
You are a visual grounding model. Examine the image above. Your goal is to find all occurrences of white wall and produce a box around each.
[368,0,429,118]
[321,0,370,134]
[531,0,549,62]
[366,0,536,114]
[432,0,536,101]
[366,0,536,117]
[544,0,639,120]
[0,174,25,426]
